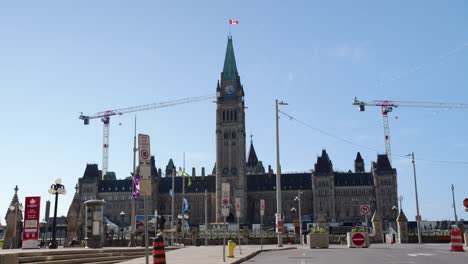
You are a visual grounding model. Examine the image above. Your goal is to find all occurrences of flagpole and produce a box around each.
[129,115,137,247]
[171,169,175,246]
[181,153,185,239]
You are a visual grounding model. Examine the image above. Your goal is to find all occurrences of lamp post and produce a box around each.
[406,152,422,244]
[294,190,303,245]
[48,178,66,249]
[275,99,288,247]
[290,207,297,244]
[8,186,23,249]
[120,211,126,240]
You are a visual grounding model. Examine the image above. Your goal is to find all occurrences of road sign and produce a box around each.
[360,205,370,216]
[463,198,468,208]
[221,207,229,217]
[222,183,230,207]
[351,232,366,247]
[415,215,422,221]
[260,199,265,216]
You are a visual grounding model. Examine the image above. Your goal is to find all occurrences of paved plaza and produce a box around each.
[117,243,467,264]
[119,244,296,264]
[247,244,467,264]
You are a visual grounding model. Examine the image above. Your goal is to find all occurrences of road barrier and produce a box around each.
[153,233,166,263]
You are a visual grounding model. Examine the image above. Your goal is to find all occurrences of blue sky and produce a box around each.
[0,1,467,222]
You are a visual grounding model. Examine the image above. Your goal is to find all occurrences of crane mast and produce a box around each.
[353,97,468,164]
[80,94,215,179]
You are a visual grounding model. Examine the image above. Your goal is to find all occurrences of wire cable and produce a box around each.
[279,110,468,165]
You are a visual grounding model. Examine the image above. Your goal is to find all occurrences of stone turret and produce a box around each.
[2,186,23,249]
[65,184,84,247]
[396,209,408,243]
[371,211,383,243]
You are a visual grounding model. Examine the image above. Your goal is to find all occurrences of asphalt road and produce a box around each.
[246,244,467,264]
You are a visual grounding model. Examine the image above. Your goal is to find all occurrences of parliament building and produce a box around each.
[67,36,399,237]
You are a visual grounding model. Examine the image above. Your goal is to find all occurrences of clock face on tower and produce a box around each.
[225,85,235,95]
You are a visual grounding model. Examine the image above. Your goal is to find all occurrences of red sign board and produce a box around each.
[22,196,41,249]
[352,232,366,247]
[360,205,370,216]
[463,198,468,208]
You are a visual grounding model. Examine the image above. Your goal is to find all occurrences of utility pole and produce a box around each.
[275,99,287,247]
[399,195,403,210]
[451,184,458,226]
[408,152,422,244]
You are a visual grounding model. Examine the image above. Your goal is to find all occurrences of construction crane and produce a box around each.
[79,94,215,178]
[352,97,468,164]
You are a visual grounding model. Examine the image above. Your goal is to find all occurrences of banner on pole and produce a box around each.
[22,196,41,249]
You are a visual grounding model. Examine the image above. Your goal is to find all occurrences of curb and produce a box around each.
[232,247,297,264]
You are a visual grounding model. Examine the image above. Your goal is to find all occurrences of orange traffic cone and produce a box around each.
[450,227,464,252]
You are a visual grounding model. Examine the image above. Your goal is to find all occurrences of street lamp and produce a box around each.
[406,152,422,244]
[275,99,288,247]
[48,178,66,249]
[8,187,23,249]
[294,190,303,245]
[120,211,126,240]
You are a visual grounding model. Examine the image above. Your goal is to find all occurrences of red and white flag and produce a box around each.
[229,19,239,25]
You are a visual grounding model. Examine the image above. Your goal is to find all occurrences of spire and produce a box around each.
[10,185,19,207]
[247,140,258,169]
[355,152,365,173]
[221,36,239,81]
[165,159,176,176]
[355,152,363,162]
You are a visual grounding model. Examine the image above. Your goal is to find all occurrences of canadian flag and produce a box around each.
[229,19,239,25]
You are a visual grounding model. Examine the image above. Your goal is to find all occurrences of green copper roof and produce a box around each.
[222,36,239,80]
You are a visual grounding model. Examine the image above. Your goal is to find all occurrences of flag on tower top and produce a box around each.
[229,19,239,25]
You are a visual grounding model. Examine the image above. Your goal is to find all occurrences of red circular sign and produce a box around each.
[463,198,468,208]
[140,149,149,160]
[352,232,366,247]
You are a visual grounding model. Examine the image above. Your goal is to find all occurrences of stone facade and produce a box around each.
[67,36,399,235]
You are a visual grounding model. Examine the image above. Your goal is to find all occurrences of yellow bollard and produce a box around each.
[227,240,237,258]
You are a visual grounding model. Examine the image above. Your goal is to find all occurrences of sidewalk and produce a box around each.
[119,244,297,264]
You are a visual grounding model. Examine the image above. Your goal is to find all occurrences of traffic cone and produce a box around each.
[153,233,166,263]
[450,227,465,252]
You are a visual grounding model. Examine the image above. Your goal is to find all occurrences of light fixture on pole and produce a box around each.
[275,99,288,247]
[120,211,126,240]
[48,178,66,249]
[294,190,303,245]
[406,152,422,244]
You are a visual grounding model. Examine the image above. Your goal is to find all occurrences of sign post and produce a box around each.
[221,183,230,262]
[235,197,241,255]
[138,134,151,264]
[260,199,265,250]
[464,198,468,212]
[360,205,370,230]
[22,197,41,249]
